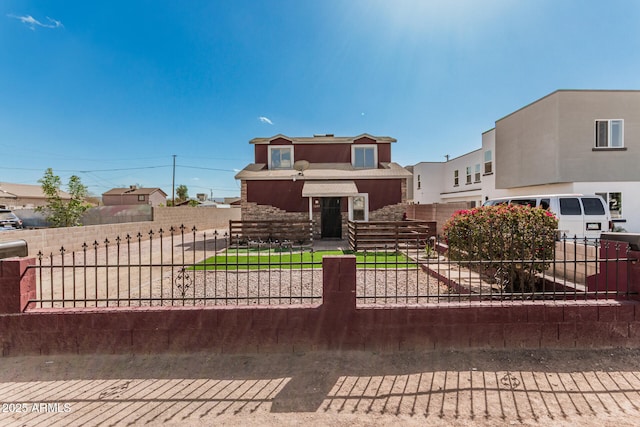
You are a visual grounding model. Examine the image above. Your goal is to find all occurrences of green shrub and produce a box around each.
[443,204,558,293]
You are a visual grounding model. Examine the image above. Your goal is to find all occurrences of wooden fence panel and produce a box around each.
[229,220,314,244]
[348,220,436,251]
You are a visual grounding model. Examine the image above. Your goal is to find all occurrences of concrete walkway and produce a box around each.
[1,349,640,426]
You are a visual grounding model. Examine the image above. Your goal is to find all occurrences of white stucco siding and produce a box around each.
[573,182,640,232]
[411,162,444,204]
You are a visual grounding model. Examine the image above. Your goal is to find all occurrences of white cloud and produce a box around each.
[258,116,274,125]
[8,14,63,30]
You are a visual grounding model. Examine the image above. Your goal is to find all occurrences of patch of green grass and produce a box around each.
[192,250,417,270]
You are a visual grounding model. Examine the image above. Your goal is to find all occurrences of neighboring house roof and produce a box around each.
[249,133,397,145]
[224,197,241,205]
[0,182,72,200]
[102,187,168,197]
[235,162,412,181]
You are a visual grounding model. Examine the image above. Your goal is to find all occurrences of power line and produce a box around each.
[176,165,237,172]
[0,164,238,174]
[77,165,171,173]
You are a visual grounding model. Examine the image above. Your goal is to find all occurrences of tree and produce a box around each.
[176,184,189,203]
[36,168,90,227]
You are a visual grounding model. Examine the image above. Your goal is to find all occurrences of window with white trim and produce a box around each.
[484,150,492,174]
[454,170,459,187]
[417,175,421,190]
[350,194,368,221]
[352,145,377,169]
[595,119,624,148]
[465,167,472,185]
[269,146,293,169]
[474,164,481,183]
[596,192,623,219]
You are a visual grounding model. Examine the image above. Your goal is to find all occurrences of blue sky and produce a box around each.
[1,0,639,199]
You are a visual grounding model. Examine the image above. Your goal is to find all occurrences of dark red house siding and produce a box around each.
[253,142,392,165]
[355,179,402,210]
[296,145,351,163]
[377,144,391,163]
[246,180,307,212]
[246,179,402,213]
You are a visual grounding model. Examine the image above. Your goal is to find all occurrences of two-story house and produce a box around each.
[412,149,485,208]
[234,134,412,239]
[412,90,640,232]
[102,186,168,207]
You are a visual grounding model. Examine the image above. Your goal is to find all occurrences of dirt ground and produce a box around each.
[2,348,640,426]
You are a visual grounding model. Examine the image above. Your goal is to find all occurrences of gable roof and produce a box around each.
[249,134,397,145]
[102,187,168,197]
[0,182,72,200]
[235,162,411,181]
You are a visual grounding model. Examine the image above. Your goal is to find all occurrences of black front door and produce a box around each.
[321,197,342,238]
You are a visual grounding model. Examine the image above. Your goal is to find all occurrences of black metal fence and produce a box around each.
[355,235,638,304]
[30,226,322,309]
[25,226,639,309]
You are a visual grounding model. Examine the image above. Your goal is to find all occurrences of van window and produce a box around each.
[581,197,605,215]
[559,198,582,215]
[511,199,537,207]
[540,199,550,210]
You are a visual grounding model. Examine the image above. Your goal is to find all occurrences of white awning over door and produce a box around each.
[301,180,359,197]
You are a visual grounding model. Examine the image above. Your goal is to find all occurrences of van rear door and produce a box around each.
[580,197,608,239]
[558,197,583,238]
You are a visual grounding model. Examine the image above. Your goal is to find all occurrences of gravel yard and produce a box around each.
[33,234,452,308]
[35,261,453,307]
[127,267,452,307]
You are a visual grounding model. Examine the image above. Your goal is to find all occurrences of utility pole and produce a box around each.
[172,154,176,207]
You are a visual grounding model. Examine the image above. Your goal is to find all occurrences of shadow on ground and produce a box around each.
[1,349,640,426]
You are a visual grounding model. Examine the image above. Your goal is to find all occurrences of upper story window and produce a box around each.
[454,170,459,187]
[465,167,472,185]
[352,145,377,169]
[269,146,293,169]
[474,164,481,183]
[138,195,145,202]
[417,174,421,190]
[484,150,492,174]
[595,119,624,148]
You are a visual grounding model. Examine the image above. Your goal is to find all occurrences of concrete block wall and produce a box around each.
[152,206,239,230]
[0,207,240,256]
[406,202,473,235]
[2,255,640,356]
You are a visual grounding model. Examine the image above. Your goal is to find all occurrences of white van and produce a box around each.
[482,194,612,239]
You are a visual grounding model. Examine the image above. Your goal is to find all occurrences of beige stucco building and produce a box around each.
[0,182,71,209]
[412,90,640,232]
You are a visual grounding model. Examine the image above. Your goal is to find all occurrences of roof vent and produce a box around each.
[313,134,334,138]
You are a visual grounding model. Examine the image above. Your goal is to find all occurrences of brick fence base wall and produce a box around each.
[1,256,640,356]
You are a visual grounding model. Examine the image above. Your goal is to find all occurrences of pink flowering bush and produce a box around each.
[443,204,558,292]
